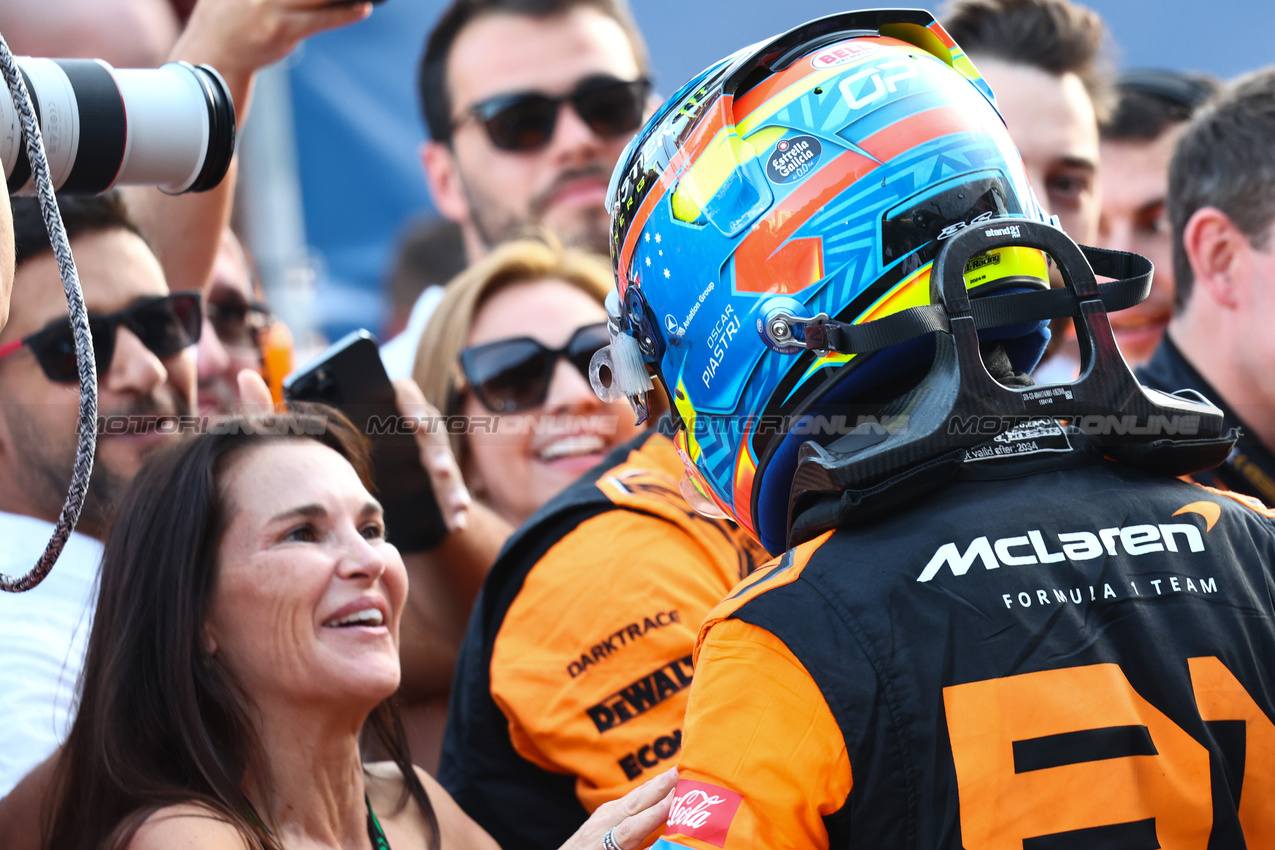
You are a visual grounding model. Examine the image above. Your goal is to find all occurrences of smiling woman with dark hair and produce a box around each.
[40,406,673,850]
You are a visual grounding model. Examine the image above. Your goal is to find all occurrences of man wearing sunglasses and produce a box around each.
[417,0,653,262]
[382,0,652,375]
[0,193,197,797]
[196,228,286,415]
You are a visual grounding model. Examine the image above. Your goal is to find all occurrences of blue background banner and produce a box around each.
[281,1,1273,340]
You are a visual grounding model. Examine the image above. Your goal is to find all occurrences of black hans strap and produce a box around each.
[794,244,1152,356]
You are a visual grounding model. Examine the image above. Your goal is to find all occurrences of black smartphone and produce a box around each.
[283,330,448,552]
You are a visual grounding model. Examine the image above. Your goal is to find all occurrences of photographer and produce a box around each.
[0,0,373,296]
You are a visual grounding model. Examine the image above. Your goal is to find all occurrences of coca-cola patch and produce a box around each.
[664,779,743,847]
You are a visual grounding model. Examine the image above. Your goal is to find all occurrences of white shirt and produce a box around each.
[0,511,103,797]
[379,284,445,380]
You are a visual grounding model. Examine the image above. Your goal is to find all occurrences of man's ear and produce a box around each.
[1182,206,1251,311]
[420,141,471,226]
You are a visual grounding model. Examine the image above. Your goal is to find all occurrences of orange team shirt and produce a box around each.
[651,534,850,850]
[488,432,769,813]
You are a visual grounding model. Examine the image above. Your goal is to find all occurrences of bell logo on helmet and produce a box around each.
[811,41,879,69]
[937,210,997,241]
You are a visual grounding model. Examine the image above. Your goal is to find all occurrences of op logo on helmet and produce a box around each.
[810,41,879,69]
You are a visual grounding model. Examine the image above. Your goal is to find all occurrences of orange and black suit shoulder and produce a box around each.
[438,429,767,850]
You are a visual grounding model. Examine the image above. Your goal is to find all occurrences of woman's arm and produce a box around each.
[556,767,678,850]
[405,764,677,850]
[124,804,251,850]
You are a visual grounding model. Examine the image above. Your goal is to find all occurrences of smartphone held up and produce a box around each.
[284,331,448,553]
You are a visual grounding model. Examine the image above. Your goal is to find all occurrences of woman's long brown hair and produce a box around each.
[43,407,439,850]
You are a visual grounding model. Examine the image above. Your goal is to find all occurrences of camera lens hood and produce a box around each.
[184,62,235,194]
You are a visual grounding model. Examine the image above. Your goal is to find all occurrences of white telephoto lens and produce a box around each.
[0,58,235,195]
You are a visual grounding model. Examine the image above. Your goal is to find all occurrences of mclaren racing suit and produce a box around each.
[439,429,768,850]
[654,426,1275,849]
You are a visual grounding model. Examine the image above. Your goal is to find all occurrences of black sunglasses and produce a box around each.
[455,75,651,152]
[0,292,202,384]
[459,322,610,413]
[206,296,274,351]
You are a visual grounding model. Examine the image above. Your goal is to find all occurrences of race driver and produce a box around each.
[591,11,1275,848]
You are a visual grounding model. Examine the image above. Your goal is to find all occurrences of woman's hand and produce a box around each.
[559,768,678,850]
[393,378,473,534]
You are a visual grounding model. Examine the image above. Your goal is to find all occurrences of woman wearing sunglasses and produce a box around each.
[393,236,643,767]
[413,235,644,529]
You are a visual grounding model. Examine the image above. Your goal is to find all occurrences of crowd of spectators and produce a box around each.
[2,0,1275,847]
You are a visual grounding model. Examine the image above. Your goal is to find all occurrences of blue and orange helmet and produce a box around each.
[592,10,1055,554]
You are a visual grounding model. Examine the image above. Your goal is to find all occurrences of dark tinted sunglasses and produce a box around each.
[0,292,202,384]
[456,76,651,152]
[206,297,273,351]
[459,322,610,413]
